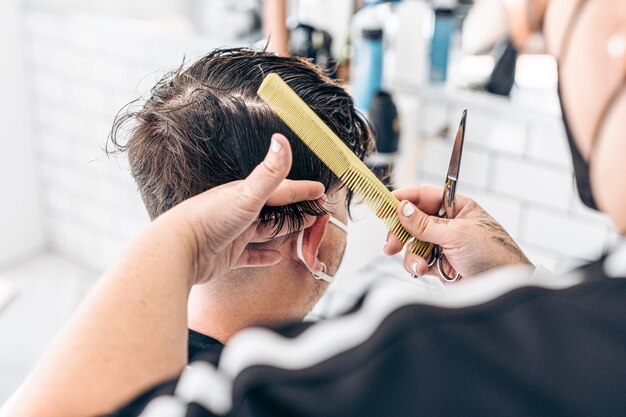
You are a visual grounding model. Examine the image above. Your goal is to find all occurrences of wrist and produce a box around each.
[150,211,200,290]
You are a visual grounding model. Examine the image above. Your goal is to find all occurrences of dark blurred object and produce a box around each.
[289,23,337,78]
[369,91,400,153]
[367,90,400,189]
[486,39,518,96]
[367,159,394,190]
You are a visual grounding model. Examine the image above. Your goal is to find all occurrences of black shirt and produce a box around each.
[188,329,224,364]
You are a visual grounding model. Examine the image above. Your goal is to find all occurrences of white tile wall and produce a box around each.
[24,11,219,271]
[522,208,608,261]
[491,156,573,211]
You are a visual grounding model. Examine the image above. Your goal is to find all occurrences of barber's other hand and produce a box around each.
[160,133,323,285]
[384,186,532,280]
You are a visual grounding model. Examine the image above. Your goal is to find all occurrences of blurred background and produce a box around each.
[0,0,618,403]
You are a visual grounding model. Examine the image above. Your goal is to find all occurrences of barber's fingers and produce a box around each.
[402,249,457,282]
[237,133,293,212]
[266,180,325,206]
[392,186,444,215]
[384,186,445,256]
[403,252,431,276]
[392,186,476,218]
[384,200,451,256]
[383,201,450,256]
[396,200,453,243]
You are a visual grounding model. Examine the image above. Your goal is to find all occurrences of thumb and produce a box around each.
[397,200,451,246]
[238,133,292,210]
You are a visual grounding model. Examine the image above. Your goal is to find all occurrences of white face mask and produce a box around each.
[296,216,348,284]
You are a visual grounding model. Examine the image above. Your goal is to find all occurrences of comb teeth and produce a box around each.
[257,73,433,258]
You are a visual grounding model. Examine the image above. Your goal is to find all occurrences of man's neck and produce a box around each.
[187,272,311,343]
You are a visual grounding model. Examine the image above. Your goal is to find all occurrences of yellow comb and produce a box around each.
[257,73,433,258]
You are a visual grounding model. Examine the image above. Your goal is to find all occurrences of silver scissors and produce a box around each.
[427,109,467,282]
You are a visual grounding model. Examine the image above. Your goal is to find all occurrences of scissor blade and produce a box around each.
[447,109,467,181]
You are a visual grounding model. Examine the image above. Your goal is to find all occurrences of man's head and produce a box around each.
[110,48,373,338]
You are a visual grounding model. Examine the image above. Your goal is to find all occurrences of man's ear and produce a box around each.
[292,215,330,272]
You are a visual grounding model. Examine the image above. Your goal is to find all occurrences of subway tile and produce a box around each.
[518,243,589,275]
[461,187,523,239]
[32,100,63,129]
[27,38,61,68]
[518,242,564,273]
[526,122,572,168]
[459,146,490,189]
[419,102,448,134]
[67,80,105,114]
[24,12,63,40]
[44,183,76,215]
[68,21,100,50]
[33,70,66,102]
[39,131,70,161]
[418,138,452,178]
[56,44,88,78]
[521,207,608,261]
[91,58,131,89]
[461,108,527,156]
[49,217,95,257]
[491,155,573,211]
[412,171,444,189]
[414,135,490,189]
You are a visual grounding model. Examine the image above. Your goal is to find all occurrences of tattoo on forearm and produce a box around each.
[492,236,530,263]
[476,209,530,264]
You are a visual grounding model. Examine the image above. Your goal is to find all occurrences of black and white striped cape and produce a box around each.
[113,241,626,417]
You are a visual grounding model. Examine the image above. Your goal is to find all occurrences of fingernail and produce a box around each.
[411,262,419,276]
[402,202,416,217]
[270,136,282,153]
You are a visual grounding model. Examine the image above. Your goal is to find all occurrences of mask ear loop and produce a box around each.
[296,229,333,284]
[312,263,332,283]
[328,216,348,233]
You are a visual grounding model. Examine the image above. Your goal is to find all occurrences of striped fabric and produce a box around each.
[112,245,626,417]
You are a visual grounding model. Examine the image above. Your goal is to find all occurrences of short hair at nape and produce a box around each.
[108,47,374,235]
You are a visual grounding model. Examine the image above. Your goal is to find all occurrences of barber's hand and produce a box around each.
[384,186,532,280]
[161,133,323,285]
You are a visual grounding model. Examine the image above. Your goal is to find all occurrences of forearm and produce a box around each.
[3,214,196,417]
[2,133,302,416]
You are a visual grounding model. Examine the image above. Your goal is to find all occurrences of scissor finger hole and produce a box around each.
[438,255,461,283]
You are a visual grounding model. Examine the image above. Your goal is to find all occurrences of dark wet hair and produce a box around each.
[109,47,374,234]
